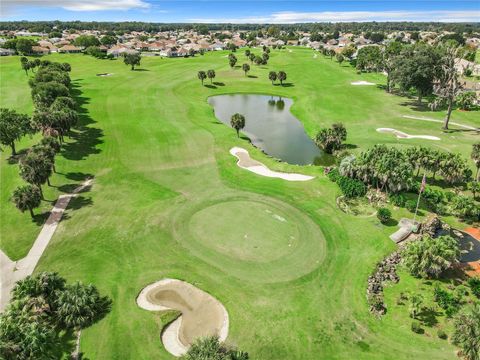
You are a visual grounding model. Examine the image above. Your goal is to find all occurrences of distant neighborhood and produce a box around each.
[1,26,479,79]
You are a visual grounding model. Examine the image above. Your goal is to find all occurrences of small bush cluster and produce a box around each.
[411,321,423,334]
[389,193,406,207]
[467,277,480,298]
[377,207,392,224]
[434,285,461,317]
[326,167,366,198]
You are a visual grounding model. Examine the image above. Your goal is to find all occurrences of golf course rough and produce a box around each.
[1,47,477,359]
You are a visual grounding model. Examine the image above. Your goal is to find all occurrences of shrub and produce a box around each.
[411,321,423,334]
[337,176,367,198]
[405,200,417,212]
[437,329,448,339]
[456,91,477,110]
[467,277,480,298]
[434,285,461,316]
[326,167,340,182]
[377,207,392,224]
[389,193,406,207]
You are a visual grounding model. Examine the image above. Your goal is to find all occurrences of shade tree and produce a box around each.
[0,108,32,155]
[19,150,53,196]
[268,71,277,85]
[11,185,42,218]
[123,53,141,70]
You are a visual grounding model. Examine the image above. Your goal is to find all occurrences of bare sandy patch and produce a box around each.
[96,73,113,77]
[376,128,440,141]
[351,81,375,86]
[137,279,229,357]
[230,147,314,181]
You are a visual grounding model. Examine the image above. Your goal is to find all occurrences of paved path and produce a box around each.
[0,179,93,311]
[402,115,479,131]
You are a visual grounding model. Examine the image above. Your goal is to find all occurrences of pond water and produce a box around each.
[208,94,333,165]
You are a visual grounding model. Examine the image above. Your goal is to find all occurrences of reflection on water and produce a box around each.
[208,94,334,165]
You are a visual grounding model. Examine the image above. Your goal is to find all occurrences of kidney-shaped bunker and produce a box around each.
[137,279,229,357]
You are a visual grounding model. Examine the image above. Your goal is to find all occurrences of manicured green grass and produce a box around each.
[1,48,478,359]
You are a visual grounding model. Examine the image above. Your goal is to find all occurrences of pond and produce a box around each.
[208,94,334,166]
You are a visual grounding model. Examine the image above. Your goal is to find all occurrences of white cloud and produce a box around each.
[190,10,480,23]
[1,0,149,15]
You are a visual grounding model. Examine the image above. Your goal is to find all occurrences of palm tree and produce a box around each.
[242,63,250,76]
[409,294,423,319]
[249,53,255,64]
[452,302,480,360]
[55,282,112,360]
[11,185,42,217]
[11,272,66,305]
[402,235,460,278]
[228,53,237,68]
[277,71,287,85]
[181,336,248,360]
[468,181,480,200]
[268,71,277,85]
[230,113,246,138]
[471,143,480,181]
[207,69,216,84]
[197,71,207,86]
[245,49,250,58]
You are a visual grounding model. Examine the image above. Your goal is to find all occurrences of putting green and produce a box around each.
[189,200,298,262]
[173,195,326,283]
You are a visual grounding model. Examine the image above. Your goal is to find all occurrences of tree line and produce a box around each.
[1,20,478,35]
[353,41,477,129]
[0,58,78,217]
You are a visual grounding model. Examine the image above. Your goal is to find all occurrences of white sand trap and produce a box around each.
[230,147,314,181]
[377,128,440,141]
[137,279,229,357]
[351,81,375,86]
[402,115,478,131]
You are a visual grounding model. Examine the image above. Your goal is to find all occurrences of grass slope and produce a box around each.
[1,47,478,359]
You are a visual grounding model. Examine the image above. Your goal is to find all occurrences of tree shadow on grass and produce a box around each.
[6,148,29,165]
[383,218,399,227]
[417,307,441,327]
[133,68,149,72]
[247,75,258,78]
[213,82,225,86]
[276,83,295,87]
[399,100,431,113]
[205,84,217,89]
[62,82,103,161]
[65,171,94,182]
[31,211,50,226]
[68,195,93,211]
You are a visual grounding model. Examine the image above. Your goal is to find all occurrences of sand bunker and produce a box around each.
[137,279,229,357]
[96,73,113,77]
[377,128,440,141]
[230,147,314,181]
[351,81,375,86]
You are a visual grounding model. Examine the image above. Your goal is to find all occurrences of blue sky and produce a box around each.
[1,1,479,23]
